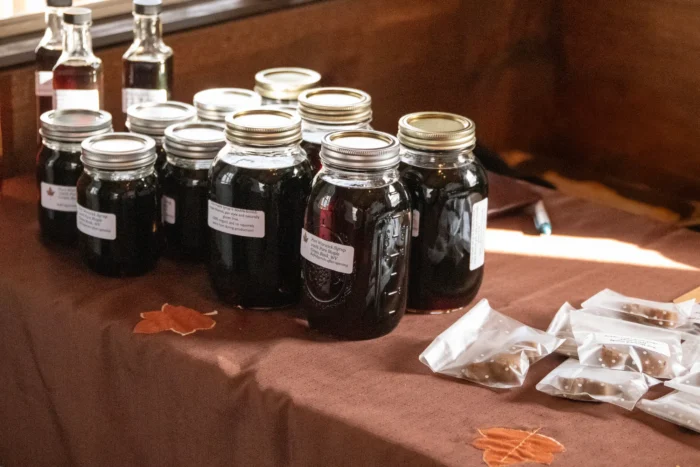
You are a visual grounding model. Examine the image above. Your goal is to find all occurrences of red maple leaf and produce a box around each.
[46,187,55,196]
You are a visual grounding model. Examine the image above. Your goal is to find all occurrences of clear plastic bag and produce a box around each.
[638,391,700,433]
[665,362,700,397]
[536,358,660,410]
[546,302,578,357]
[419,299,564,389]
[582,289,695,329]
[570,310,685,379]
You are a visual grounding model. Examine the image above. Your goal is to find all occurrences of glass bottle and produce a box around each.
[53,8,103,111]
[208,108,313,309]
[36,108,112,245]
[298,87,372,174]
[35,0,72,134]
[193,88,261,123]
[77,133,160,276]
[122,0,173,115]
[125,101,197,174]
[301,130,411,340]
[254,67,321,107]
[161,121,226,260]
[398,112,489,314]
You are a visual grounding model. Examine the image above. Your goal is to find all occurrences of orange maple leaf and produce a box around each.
[472,428,565,467]
[133,303,217,336]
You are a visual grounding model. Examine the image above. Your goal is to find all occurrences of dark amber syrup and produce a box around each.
[123,56,173,93]
[301,140,322,174]
[53,62,104,107]
[36,46,62,127]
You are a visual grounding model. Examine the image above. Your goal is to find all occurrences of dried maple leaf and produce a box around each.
[472,428,565,467]
[133,304,217,336]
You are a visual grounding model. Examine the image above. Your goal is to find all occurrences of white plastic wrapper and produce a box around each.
[638,390,700,433]
[536,358,660,410]
[665,362,700,397]
[546,302,578,357]
[570,310,685,379]
[582,289,695,329]
[419,299,564,389]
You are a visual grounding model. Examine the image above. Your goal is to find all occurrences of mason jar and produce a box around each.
[161,121,226,260]
[301,130,411,340]
[398,112,489,314]
[193,88,261,123]
[37,108,112,245]
[254,67,321,106]
[208,108,313,309]
[298,87,372,174]
[125,101,197,174]
[77,132,161,276]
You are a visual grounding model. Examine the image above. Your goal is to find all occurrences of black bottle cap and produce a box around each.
[47,0,73,7]
[134,0,162,15]
[63,7,91,25]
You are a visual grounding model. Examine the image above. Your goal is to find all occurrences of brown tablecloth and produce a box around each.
[1,175,699,467]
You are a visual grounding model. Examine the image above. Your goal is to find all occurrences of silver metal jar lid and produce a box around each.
[164,122,226,160]
[81,133,157,171]
[398,112,476,151]
[40,109,112,143]
[225,108,301,147]
[63,7,91,25]
[126,101,197,137]
[47,0,72,7]
[254,67,321,101]
[321,130,400,171]
[134,0,162,15]
[298,87,372,125]
[193,88,262,122]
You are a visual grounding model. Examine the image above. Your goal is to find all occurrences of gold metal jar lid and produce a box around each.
[193,88,262,122]
[321,130,400,171]
[82,133,157,171]
[225,108,302,147]
[254,67,321,101]
[398,112,476,151]
[298,87,372,125]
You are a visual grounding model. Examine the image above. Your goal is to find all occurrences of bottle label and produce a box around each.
[40,182,77,212]
[593,333,670,356]
[208,200,265,238]
[412,209,420,237]
[35,71,54,97]
[162,195,176,224]
[54,89,100,111]
[77,204,116,240]
[122,88,169,113]
[469,197,488,271]
[300,228,355,274]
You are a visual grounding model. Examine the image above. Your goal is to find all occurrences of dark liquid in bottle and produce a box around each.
[77,172,160,276]
[36,144,82,245]
[208,160,313,309]
[301,140,322,174]
[123,56,173,94]
[399,161,488,312]
[302,181,411,340]
[160,163,209,261]
[35,46,62,126]
[53,62,104,108]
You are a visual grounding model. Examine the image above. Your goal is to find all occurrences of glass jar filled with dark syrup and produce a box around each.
[53,8,103,111]
[161,122,225,261]
[77,133,160,276]
[298,87,372,174]
[254,67,321,107]
[301,130,411,340]
[398,112,489,314]
[35,0,72,135]
[37,108,112,245]
[193,88,261,124]
[208,108,313,309]
[122,0,173,116]
[126,101,196,174]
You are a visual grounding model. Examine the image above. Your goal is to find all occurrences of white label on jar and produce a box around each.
[35,71,53,97]
[40,182,77,212]
[412,209,420,237]
[208,200,265,238]
[54,89,100,111]
[122,88,168,112]
[300,228,355,274]
[162,195,176,224]
[469,197,488,271]
[77,204,116,240]
[593,333,670,356]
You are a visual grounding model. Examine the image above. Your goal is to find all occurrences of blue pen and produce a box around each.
[532,200,552,235]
